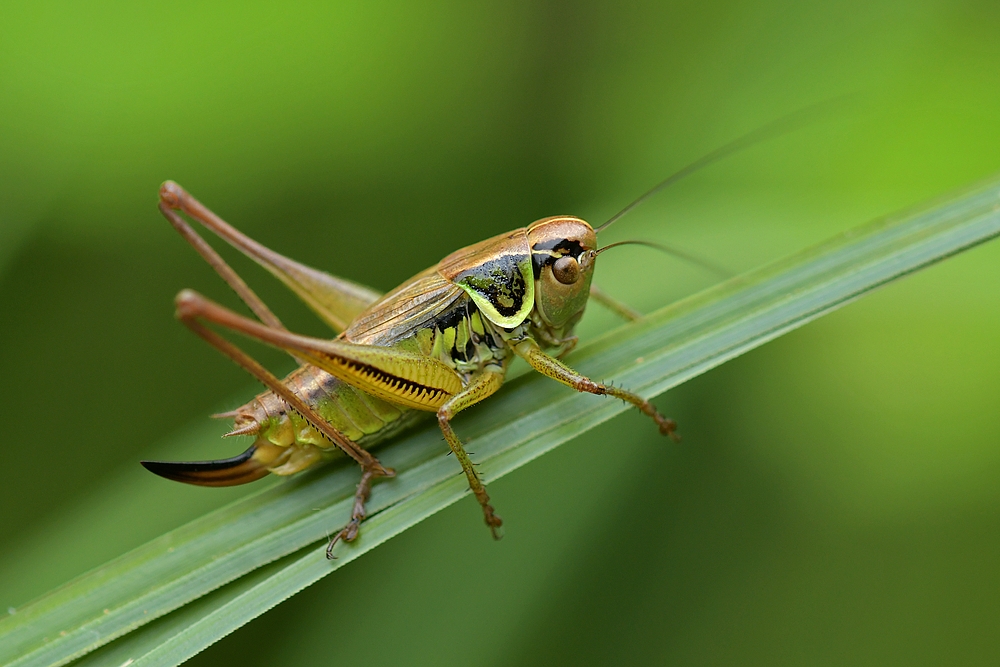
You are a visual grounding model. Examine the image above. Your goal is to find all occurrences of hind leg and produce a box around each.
[174,289,392,474]
[326,467,380,558]
[151,290,395,548]
[158,181,381,332]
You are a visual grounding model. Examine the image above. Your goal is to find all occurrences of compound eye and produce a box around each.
[552,255,580,285]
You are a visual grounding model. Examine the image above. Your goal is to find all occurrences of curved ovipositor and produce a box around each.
[141,444,270,487]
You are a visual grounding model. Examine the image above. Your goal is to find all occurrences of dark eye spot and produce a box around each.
[552,256,580,284]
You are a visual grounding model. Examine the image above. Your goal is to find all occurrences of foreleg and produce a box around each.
[513,338,679,441]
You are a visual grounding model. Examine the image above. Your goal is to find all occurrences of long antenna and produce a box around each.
[596,98,850,233]
[596,239,732,278]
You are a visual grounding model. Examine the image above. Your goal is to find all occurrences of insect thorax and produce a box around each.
[421,291,585,377]
[420,296,513,376]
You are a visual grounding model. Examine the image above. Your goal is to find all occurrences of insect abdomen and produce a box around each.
[230,365,421,476]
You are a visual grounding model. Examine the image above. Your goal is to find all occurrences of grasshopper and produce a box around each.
[145,182,679,555]
[143,115,788,554]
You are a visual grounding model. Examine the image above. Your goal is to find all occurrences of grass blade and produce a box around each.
[3,176,1000,667]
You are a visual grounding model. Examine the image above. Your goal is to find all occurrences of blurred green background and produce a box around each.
[2,1,999,665]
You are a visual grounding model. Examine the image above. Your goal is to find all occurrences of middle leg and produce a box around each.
[436,367,506,539]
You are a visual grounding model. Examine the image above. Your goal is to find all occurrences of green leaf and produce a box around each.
[3,176,1000,667]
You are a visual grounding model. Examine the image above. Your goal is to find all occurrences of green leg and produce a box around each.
[514,339,680,441]
[436,368,507,539]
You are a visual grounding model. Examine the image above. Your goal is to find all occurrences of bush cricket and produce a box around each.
[144,113,806,557]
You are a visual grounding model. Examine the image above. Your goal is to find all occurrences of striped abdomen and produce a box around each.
[227,364,422,476]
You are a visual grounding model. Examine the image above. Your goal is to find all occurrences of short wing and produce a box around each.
[344,267,468,346]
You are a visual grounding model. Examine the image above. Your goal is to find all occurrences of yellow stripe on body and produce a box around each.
[455,317,469,354]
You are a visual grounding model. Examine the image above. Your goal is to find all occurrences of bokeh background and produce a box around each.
[2,1,1000,665]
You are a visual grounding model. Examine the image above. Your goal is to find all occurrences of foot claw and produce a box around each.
[657,417,680,442]
[485,510,503,540]
[325,518,361,559]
